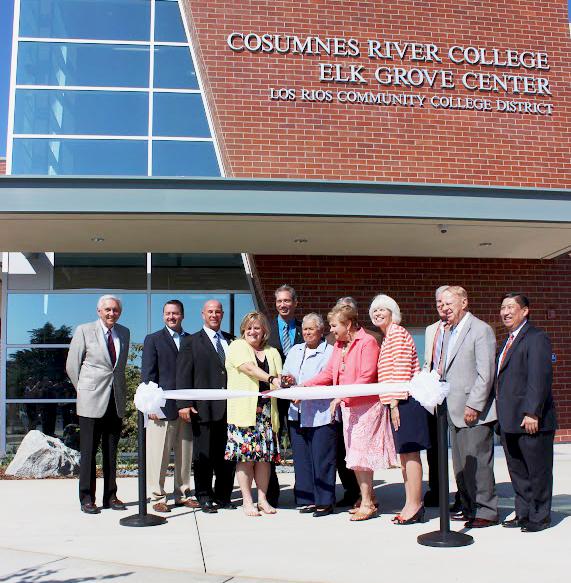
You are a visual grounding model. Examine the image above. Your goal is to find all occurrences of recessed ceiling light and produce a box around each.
[479,242,492,247]
[294,238,308,244]
[91,236,105,243]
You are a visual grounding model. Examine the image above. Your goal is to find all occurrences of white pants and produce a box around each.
[146,418,193,504]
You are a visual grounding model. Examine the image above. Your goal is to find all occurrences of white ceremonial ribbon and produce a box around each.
[264,382,410,401]
[134,382,167,427]
[408,370,450,414]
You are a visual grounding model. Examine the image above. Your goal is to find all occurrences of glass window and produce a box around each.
[152,140,220,177]
[409,328,426,368]
[151,254,250,290]
[6,402,79,453]
[15,89,148,136]
[153,93,210,137]
[150,293,230,336]
[6,348,73,399]
[153,46,198,89]
[17,42,150,88]
[12,138,147,175]
[53,253,147,290]
[234,293,256,333]
[19,0,151,41]
[6,293,148,344]
[155,0,186,42]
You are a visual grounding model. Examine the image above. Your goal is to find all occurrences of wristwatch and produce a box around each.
[268,375,275,385]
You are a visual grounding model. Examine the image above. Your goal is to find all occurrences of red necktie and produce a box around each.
[107,330,117,367]
[499,334,514,370]
[431,325,442,371]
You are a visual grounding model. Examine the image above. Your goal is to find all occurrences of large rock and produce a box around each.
[6,430,80,478]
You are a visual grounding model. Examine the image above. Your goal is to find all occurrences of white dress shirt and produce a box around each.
[446,311,471,367]
[99,318,120,364]
[166,326,185,351]
[203,325,229,356]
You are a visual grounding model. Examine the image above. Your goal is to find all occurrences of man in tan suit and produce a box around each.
[66,295,130,514]
[422,285,449,507]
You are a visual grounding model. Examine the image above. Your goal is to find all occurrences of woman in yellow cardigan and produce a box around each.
[225,311,282,516]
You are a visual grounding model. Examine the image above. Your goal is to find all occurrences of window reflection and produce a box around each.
[19,0,151,41]
[15,89,148,136]
[154,46,198,89]
[7,293,148,344]
[234,293,256,333]
[17,42,150,88]
[12,138,148,175]
[152,140,220,177]
[153,93,210,137]
[155,0,187,42]
[6,402,79,453]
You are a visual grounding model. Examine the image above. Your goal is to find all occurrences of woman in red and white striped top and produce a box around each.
[370,294,430,525]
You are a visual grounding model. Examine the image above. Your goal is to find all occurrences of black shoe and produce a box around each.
[313,505,334,518]
[423,491,439,508]
[337,493,360,507]
[216,501,238,510]
[393,506,425,525]
[102,497,127,510]
[299,505,317,514]
[521,520,550,533]
[449,500,463,514]
[450,510,470,522]
[80,502,100,514]
[201,500,218,514]
[502,517,527,528]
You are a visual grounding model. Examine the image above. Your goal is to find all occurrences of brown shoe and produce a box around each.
[175,499,200,509]
[102,497,127,510]
[465,517,499,528]
[152,502,171,513]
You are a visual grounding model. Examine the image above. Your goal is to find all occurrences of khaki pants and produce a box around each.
[146,418,193,504]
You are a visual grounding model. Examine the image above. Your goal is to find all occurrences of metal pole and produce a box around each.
[120,411,166,527]
[417,400,473,547]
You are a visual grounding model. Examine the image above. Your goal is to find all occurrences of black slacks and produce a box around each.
[192,418,236,504]
[426,411,440,496]
[501,430,554,525]
[78,392,122,505]
[336,420,359,498]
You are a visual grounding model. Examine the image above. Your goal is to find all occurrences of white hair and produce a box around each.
[97,294,122,311]
[435,285,450,301]
[369,294,402,325]
[302,312,324,330]
[335,296,358,310]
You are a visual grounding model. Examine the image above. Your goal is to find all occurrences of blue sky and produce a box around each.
[0,1,570,158]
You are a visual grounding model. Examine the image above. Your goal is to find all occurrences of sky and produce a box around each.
[0,1,569,159]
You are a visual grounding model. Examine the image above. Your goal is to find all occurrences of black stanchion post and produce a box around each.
[417,400,473,547]
[120,411,167,527]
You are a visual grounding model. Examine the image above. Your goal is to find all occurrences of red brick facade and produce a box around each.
[254,254,571,441]
[0,159,6,175]
[184,0,570,187]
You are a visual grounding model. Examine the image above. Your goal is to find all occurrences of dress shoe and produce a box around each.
[152,502,170,513]
[216,501,238,510]
[102,498,127,510]
[393,506,425,525]
[299,505,317,514]
[465,518,499,528]
[201,500,219,514]
[521,520,550,533]
[449,500,463,514]
[450,511,469,521]
[313,505,334,518]
[175,499,201,509]
[80,502,100,515]
[423,491,440,508]
[502,517,527,528]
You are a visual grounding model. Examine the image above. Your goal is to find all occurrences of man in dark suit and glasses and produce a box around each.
[142,299,199,513]
[267,284,303,506]
[66,295,130,514]
[176,299,236,513]
[497,293,557,532]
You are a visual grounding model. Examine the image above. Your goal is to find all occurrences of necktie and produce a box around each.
[107,330,116,367]
[215,332,226,364]
[437,328,451,377]
[499,334,514,370]
[431,325,443,371]
[282,323,292,356]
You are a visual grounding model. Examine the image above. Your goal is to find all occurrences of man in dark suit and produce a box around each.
[497,293,557,532]
[267,284,303,507]
[142,299,199,513]
[66,295,130,514]
[176,299,236,514]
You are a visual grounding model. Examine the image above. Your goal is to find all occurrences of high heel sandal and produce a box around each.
[393,506,425,525]
[350,505,378,522]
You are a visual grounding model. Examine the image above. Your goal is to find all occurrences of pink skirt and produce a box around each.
[341,399,397,471]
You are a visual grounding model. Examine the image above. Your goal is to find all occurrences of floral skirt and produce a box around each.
[225,402,280,463]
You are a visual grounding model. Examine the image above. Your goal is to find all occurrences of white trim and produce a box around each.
[19,37,187,47]
[13,134,150,140]
[16,85,151,92]
[152,88,201,93]
[5,0,21,175]
[151,136,214,142]
[177,0,226,178]
[148,0,156,176]
[0,260,8,455]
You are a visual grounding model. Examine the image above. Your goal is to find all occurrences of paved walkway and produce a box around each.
[1,445,570,583]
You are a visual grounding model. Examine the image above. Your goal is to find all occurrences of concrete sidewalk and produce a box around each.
[1,445,570,583]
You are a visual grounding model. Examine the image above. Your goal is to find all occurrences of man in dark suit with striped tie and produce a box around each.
[497,293,557,532]
[267,284,303,506]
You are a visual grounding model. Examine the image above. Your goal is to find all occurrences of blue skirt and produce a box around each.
[391,396,431,454]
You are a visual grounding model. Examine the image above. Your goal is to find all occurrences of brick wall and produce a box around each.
[184,0,570,187]
[0,159,6,175]
[254,254,571,441]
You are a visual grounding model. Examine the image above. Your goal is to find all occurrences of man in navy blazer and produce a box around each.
[142,299,198,513]
[176,299,236,513]
[497,293,557,532]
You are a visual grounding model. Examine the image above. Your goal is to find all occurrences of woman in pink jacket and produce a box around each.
[304,304,393,521]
